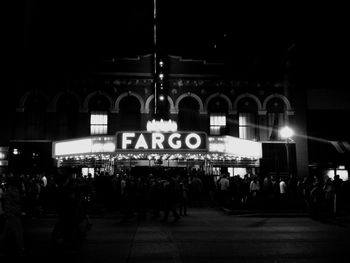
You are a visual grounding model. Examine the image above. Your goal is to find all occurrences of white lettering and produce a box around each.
[185,133,201,149]
[122,133,135,149]
[119,132,204,151]
[152,133,165,149]
[168,133,182,149]
[135,134,149,149]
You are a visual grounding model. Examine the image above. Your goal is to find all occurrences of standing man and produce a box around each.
[217,173,230,207]
[333,174,343,216]
[161,175,180,222]
[279,177,287,209]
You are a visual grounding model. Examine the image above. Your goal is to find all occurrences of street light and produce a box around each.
[280,126,294,139]
[279,126,294,176]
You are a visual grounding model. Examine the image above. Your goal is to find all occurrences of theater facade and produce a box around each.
[5,54,305,178]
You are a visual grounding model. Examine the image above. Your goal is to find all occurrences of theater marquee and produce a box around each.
[116,132,207,152]
[52,132,262,160]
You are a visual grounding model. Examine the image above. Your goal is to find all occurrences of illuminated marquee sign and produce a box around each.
[116,132,207,151]
[52,133,262,161]
[53,136,116,157]
[209,136,262,159]
[0,147,9,166]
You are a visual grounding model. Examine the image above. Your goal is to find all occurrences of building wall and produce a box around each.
[307,89,350,110]
[4,56,298,176]
[12,87,292,138]
[8,82,295,175]
[306,89,350,172]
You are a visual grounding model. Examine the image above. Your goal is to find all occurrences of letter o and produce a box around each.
[185,133,201,149]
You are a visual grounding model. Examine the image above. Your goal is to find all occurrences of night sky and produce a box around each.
[25,1,296,57]
[2,1,348,88]
[4,2,295,67]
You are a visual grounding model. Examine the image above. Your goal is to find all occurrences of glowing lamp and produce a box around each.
[279,126,294,139]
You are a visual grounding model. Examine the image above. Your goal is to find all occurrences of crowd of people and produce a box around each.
[216,172,347,219]
[0,167,348,254]
[0,168,209,253]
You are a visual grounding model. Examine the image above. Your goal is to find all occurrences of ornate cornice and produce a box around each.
[101,78,285,90]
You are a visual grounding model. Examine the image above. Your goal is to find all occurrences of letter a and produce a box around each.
[135,134,149,149]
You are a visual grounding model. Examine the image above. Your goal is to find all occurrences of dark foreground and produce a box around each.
[1,207,350,263]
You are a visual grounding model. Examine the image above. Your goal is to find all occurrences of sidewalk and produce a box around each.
[219,204,350,218]
[219,206,310,217]
[1,206,350,262]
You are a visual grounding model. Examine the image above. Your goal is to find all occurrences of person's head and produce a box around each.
[334,174,340,180]
[313,176,320,184]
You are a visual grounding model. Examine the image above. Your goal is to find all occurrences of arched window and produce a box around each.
[57,94,79,139]
[208,97,228,135]
[266,98,286,140]
[237,98,258,140]
[25,93,46,139]
[119,96,141,130]
[178,97,200,131]
[89,95,110,135]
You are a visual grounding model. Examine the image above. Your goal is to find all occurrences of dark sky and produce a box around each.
[2,1,348,87]
[5,1,296,67]
[27,1,296,56]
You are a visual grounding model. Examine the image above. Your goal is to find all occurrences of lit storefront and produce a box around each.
[0,147,9,173]
[308,139,350,182]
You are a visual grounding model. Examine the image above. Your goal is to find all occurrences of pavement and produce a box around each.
[219,201,350,218]
[220,207,310,217]
[1,206,350,262]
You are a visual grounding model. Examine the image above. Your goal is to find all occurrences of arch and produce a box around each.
[144,95,154,114]
[204,92,233,114]
[144,95,176,114]
[17,90,49,112]
[174,92,204,114]
[233,93,263,112]
[51,90,83,112]
[115,91,145,113]
[262,93,292,111]
[83,91,114,112]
